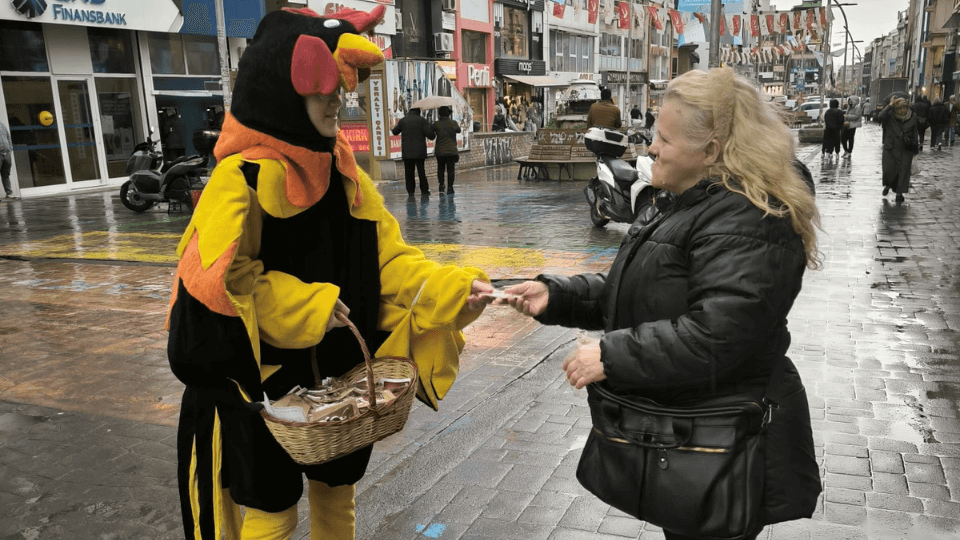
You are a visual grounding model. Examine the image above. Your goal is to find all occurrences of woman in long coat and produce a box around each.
[879,97,919,202]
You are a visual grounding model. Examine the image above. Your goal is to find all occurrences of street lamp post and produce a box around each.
[832,3,858,96]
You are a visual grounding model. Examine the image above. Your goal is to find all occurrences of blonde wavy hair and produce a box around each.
[664,68,822,269]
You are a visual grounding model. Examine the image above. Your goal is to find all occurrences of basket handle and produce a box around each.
[316,312,377,412]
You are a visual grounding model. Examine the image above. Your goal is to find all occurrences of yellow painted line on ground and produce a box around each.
[0,231,612,277]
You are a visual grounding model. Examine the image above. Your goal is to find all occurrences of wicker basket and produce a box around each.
[261,315,419,466]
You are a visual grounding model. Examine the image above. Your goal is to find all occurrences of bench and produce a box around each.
[515,157,594,181]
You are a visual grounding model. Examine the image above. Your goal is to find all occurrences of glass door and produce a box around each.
[54,78,103,184]
[1,76,67,188]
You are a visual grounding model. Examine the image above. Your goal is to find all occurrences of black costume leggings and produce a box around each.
[403,158,429,194]
[841,127,857,152]
[436,155,457,191]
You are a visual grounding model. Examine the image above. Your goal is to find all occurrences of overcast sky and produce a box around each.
[814,0,911,66]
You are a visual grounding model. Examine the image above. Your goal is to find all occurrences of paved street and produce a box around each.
[2,121,960,539]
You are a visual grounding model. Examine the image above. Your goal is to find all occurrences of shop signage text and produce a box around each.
[605,72,645,85]
[518,62,533,72]
[52,0,127,26]
[369,74,387,157]
[341,123,371,153]
[468,65,491,87]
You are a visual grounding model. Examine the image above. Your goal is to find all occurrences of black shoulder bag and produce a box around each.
[576,355,788,540]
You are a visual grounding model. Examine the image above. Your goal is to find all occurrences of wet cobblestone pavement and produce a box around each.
[1,122,960,539]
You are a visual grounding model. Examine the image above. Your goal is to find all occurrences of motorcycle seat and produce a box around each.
[601,156,639,185]
[130,171,161,193]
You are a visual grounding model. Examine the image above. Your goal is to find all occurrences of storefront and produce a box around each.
[0,0,266,198]
[458,0,495,131]
[493,0,547,130]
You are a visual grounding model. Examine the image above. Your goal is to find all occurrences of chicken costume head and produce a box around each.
[229,6,386,150]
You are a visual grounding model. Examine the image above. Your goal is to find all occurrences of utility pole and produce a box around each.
[818,0,831,124]
[215,0,232,109]
[709,0,721,67]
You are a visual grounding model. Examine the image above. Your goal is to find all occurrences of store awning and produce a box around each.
[503,74,570,87]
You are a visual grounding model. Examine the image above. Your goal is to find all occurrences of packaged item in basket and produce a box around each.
[307,399,360,423]
[380,377,411,392]
[262,392,309,422]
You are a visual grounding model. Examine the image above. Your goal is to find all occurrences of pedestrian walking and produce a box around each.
[822,98,844,159]
[927,97,950,151]
[948,95,959,145]
[165,7,494,540]
[586,88,622,130]
[497,67,821,540]
[911,94,930,151]
[432,105,461,195]
[840,96,863,156]
[645,108,656,130]
[0,119,14,199]
[392,107,435,197]
[629,104,642,127]
[879,96,919,203]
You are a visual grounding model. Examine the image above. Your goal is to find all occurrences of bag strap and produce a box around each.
[761,353,787,427]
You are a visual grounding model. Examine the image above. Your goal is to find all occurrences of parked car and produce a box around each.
[799,101,826,122]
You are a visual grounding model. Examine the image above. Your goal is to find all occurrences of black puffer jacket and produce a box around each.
[391,110,435,159]
[536,178,820,524]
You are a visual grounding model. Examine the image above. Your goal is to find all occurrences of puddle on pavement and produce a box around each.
[0,411,50,431]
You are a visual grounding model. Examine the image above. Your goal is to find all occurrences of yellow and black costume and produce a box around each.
[166,7,488,539]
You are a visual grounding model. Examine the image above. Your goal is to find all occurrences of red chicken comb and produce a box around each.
[282,5,386,35]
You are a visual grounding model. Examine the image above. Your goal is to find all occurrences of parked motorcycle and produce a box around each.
[583,127,658,228]
[120,128,207,213]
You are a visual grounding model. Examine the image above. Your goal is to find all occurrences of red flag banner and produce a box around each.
[647,5,663,31]
[732,15,741,37]
[693,11,706,24]
[793,11,803,34]
[668,10,683,35]
[750,14,760,37]
[805,9,815,35]
[554,1,565,19]
[588,0,599,24]
[765,14,775,35]
[778,12,789,34]
[719,15,726,36]
[618,2,630,29]
[819,7,828,29]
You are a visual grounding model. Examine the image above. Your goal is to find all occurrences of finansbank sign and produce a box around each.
[2,0,183,33]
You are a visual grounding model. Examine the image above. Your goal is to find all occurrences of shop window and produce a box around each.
[462,31,487,64]
[148,33,186,74]
[183,35,221,75]
[2,76,65,188]
[0,21,48,72]
[500,6,528,59]
[88,28,136,74]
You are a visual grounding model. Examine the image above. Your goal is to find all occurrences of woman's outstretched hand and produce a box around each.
[497,280,549,317]
[562,337,606,389]
[463,279,496,313]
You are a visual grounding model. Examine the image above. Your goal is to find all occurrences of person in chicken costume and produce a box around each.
[166,6,494,539]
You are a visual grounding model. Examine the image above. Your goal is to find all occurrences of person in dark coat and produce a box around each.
[392,107,435,196]
[927,97,950,150]
[629,104,642,126]
[645,108,656,129]
[822,98,844,159]
[497,67,822,540]
[879,96,919,203]
[910,94,930,150]
[432,105,461,195]
[586,88,622,129]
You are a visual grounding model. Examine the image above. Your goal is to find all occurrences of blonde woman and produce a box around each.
[499,68,821,540]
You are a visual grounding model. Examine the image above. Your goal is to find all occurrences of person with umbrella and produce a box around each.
[392,107,436,197]
[432,105,461,195]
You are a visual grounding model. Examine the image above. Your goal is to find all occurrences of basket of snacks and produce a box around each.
[261,314,418,465]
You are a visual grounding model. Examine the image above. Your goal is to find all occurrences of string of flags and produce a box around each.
[549,0,833,62]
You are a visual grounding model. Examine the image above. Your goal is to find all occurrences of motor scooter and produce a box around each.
[120,127,207,213]
[583,127,658,228]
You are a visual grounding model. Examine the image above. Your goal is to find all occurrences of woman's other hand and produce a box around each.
[463,280,495,313]
[498,280,549,316]
[325,299,351,331]
[562,337,606,389]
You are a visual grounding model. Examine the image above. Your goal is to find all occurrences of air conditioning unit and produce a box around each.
[434,32,454,53]
[441,0,456,11]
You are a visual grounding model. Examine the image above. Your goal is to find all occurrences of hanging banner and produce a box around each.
[618,1,630,29]
[819,7,828,29]
[731,14,741,37]
[588,0,599,23]
[749,14,760,37]
[647,5,663,30]
[553,1,565,19]
[668,9,683,35]
[778,12,790,34]
[764,13,775,35]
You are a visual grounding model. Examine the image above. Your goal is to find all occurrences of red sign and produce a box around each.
[340,123,371,153]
